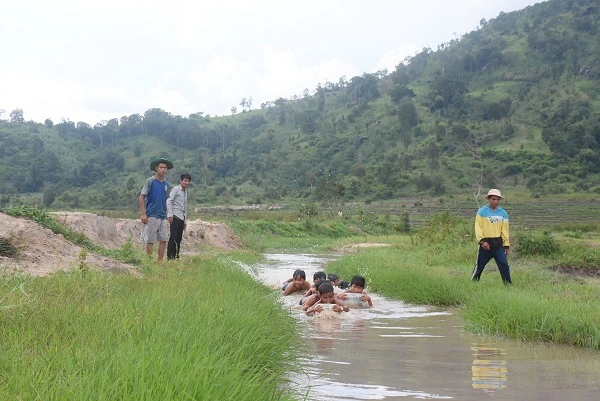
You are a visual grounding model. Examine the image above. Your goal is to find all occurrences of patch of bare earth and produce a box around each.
[0,212,241,277]
[552,265,600,277]
[0,212,137,276]
[51,212,242,253]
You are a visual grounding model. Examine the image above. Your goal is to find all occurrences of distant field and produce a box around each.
[190,198,600,230]
[361,199,600,228]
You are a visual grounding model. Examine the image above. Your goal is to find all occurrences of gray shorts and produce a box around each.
[146,217,168,243]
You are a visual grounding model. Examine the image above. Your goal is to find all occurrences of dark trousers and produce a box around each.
[167,216,185,259]
[472,246,512,284]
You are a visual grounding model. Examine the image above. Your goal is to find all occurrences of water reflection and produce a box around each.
[252,253,600,401]
[471,344,507,393]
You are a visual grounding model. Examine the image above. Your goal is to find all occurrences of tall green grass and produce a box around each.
[224,208,408,252]
[328,216,600,350]
[228,219,357,252]
[0,255,301,400]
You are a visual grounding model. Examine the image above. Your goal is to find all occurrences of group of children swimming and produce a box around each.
[281,269,373,316]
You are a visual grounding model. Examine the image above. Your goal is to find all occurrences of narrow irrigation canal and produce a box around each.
[254,253,600,401]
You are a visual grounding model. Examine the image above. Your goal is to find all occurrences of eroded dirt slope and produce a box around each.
[0,212,241,276]
[0,212,137,276]
[51,212,242,252]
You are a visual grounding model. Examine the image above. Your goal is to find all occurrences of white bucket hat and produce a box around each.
[485,188,504,199]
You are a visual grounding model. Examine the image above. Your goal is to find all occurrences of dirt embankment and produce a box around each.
[0,212,241,276]
[0,212,137,276]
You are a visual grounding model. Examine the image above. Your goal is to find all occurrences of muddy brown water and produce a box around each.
[253,253,600,401]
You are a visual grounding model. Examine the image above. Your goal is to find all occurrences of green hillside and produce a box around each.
[1,0,599,211]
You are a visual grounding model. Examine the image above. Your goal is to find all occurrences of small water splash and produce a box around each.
[232,260,259,280]
[307,380,453,400]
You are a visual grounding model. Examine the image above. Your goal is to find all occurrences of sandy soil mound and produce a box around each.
[0,211,242,276]
[51,212,242,252]
[0,212,137,276]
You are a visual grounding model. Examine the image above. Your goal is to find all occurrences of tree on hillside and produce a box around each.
[317,85,325,113]
[347,73,380,106]
[427,140,440,170]
[56,119,76,137]
[300,110,319,134]
[9,109,24,123]
[143,108,174,136]
[43,184,56,207]
[397,100,419,130]
[428,76,467,115]
[389,85,415,103]
[119,114,143,137]
[174,120,201,148]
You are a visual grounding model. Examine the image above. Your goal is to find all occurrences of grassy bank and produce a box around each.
[0,254,300,400]
[223,208,407,253]
[327,214,600,349]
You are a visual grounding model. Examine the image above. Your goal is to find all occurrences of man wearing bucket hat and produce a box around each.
[139,157,173,262]
[472,188,512,284]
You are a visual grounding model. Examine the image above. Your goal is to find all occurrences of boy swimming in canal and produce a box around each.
[282,269,312,296]
[300,271,327,305]
[304,282,349,315]
[336,275,373,307]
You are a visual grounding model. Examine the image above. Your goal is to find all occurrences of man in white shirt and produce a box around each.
[166,173,191,260]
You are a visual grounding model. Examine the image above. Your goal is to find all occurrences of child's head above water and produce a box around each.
[313,271,326,282]
[310,278,330,293]
[349,275,366,292]
[293,269,306,280]
[317,282,335,304]
[327,273,340,286]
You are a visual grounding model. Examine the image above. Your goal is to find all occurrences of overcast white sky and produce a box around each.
[0,0,542,125]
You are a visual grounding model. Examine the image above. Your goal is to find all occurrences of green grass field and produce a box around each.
[0,254,301,401]
[2,205,600,401]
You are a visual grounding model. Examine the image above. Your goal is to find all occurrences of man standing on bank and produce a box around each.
[472,188,513,284]
[139,158,173,262]
[167,173,191,260]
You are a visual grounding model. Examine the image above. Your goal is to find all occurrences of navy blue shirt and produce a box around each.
[141,177,170,219]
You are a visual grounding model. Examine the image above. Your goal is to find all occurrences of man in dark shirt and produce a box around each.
[139,157,173,262]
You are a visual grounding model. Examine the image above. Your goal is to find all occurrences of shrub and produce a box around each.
[413,211,472,245]
[515,231,561,256]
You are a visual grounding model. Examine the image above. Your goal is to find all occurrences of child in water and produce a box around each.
[327,273,341,288]
[336,275,373,307]
[282,269,312,296]
[304,282,349,315]
[301,278,329,306]
[301,271,327,301]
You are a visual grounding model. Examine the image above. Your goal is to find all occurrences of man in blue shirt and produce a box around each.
[139,157,173,262]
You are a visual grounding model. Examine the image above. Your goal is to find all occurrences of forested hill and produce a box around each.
[1,0,599,210]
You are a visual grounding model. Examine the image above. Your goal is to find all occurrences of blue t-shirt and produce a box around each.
[141,177,170,219]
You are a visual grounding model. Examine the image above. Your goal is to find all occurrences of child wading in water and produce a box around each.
[300,271,327,305]
[304,282,349,315]
[282,269,312,296]
[336,275,373,307]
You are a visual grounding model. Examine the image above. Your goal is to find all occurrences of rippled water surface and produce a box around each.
[254,253,600,401]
